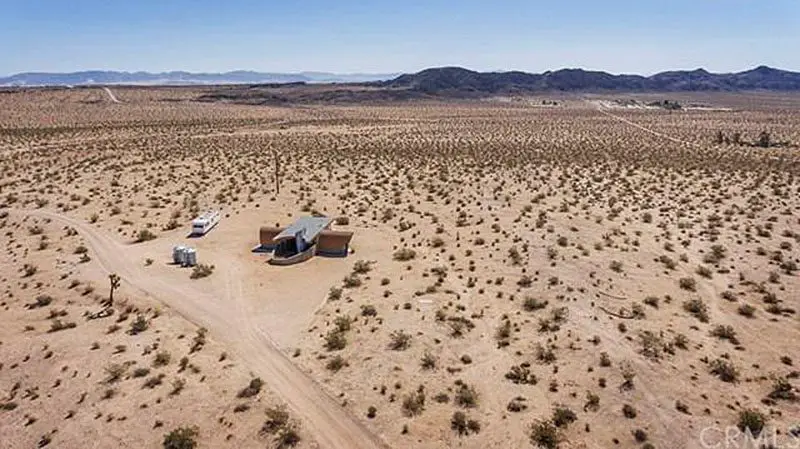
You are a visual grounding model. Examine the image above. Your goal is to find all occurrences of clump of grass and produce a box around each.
[683,299,709,322]
[190,264,214,279]
[451,411,481,436]
[237,377,264,398]
[135,229,157,243]
[530,420,559,449]
[709,358,739,383]
[737,409,767,436]
[388,330,411,350]
[679,277,697,291]
[393,248,416,261]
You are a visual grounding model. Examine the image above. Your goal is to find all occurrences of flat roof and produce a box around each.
[273,216,333,243]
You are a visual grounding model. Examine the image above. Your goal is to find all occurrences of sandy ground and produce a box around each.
[1,87,799,449]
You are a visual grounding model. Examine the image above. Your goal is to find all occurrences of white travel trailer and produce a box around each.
[191,211,220,236]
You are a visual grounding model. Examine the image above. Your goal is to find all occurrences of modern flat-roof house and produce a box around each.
[257,216,353,265]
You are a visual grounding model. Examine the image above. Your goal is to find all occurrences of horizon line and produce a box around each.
[1,64,795,79]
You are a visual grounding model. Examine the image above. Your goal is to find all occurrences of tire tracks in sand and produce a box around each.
[15,209,389,449]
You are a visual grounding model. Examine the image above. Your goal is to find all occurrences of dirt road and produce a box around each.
[16,209,389,449]
[102,86,122,103]
[584,98,698,147]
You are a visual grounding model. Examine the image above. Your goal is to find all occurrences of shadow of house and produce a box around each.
[255,217,353,265]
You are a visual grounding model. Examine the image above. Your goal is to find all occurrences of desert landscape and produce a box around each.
[1,85,798,449]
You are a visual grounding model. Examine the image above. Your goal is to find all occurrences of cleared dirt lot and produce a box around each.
[1,87,798,449]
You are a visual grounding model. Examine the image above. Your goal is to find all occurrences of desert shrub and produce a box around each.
[530,420,559,449]
[421,352,437,370]
[153,350,171,367]
[517,275,533,287]
[132,367,151,378]
[342,273,362,288]
[163,426,198,449]
[505,364,538,385]
[334,315,352,333]
[683,299,709,322]
[360,304,377,316]
[275,423,301,448]
[352,260,372,274]
[171,378,186,395]
[261,406,290,435]
[622,404,637,418]
[767,377,797,401]
[535,344,557,364]
[22,263,38,277]
[552,407,577,428]
[710,325,739,344]
[696,265,713,278]
[643,296,659,308]
[496,319,512,346]
[507,397,528,412]
[326,355,348,372]
[190,264,214,279]
[451,411,481,436]
[401,388,426,417]
[388,330,411,350]
[237,377,264,398]
[105,364,127,383]
[679,277,697,291]
[328,287,343,301]
[136,229,157,243]
[523,296,548,312]
[324,330,347,351]
[710,359,739,383]
[48,319,77,333]
[366,406,377,419]
[163,219,180,231]
[737,304,756,317]
[584,391,600,412]
[454,383,479,408]
[143,374,165,389]
[0,401,18,411]
[393,248,416,261]
[639,331,673,360]
[129,314,149,335]
[737,409,767,436]
[673,333,690,349]
[609,260,623,272]
[30,295,53,309]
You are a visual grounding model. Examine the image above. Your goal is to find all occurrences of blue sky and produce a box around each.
[2,0,798,75]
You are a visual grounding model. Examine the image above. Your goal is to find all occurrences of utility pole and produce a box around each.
[274,150,280,195]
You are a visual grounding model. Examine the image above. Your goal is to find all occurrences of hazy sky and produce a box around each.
[3,0,798,75]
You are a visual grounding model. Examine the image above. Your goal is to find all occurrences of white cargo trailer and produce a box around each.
[183,248,197,267]
[172,245,186,265]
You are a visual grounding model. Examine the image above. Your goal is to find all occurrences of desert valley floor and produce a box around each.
[0,87,798,449]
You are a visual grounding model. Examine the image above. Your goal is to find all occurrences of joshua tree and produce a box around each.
[757,130,771,148]
[108,273,121,306]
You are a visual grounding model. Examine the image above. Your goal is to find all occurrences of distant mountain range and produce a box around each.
[0,70,398,86]
[382,66,800,93]
[4,66,800,95]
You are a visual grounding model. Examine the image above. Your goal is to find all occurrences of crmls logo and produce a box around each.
[699,426,800,449]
